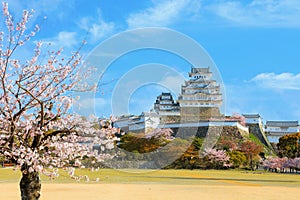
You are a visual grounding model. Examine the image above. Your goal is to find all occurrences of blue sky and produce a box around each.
[4,0,300,122]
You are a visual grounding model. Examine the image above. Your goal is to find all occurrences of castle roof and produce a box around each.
[242,114,261,118]
[266,121,299,127]
[190,67,210,73]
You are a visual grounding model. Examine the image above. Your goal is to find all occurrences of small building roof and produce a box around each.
[242,114,261,118]
[266,121,299,127]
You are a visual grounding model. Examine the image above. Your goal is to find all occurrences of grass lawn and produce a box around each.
[0,168,300,199]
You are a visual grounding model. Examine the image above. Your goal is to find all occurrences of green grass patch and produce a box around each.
[0,168,300,187]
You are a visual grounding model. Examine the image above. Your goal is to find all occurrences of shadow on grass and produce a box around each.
[140,176,300,183]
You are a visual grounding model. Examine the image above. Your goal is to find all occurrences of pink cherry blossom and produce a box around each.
[203,148,232,168]
[0,2,118,179]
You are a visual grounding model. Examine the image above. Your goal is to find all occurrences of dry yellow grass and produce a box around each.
[0,183,300,200]
[1,168,300,200]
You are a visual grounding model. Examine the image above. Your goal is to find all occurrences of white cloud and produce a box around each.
[41,31,79,49]
[225,74,300,120]
[251,72,300,90]
[79,10,115,43]
[57,32,78,48]
[208,0,300,27]
[127,0,201,29]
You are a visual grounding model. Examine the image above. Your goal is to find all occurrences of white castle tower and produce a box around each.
[178,67,222,121]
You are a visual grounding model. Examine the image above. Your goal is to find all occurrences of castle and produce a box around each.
[114,67,299,145]
[153,67,222,121]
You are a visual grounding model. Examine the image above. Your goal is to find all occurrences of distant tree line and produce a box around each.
[262,132,300,173]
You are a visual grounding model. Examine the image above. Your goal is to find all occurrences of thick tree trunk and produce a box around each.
[19,170,41,200]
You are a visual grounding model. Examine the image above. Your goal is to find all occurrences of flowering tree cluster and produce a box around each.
[203,148,231,169]
[208,139,263,170]
[262,157,300,173]
[230,113,246,126]
[215,135,264,170]
[165,131,266,170]
[262,132,300,173]
[0,3,118,199]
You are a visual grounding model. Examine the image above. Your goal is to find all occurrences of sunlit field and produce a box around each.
[1,168,300,200]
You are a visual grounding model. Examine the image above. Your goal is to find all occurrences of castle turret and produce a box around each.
[154,92,180,116]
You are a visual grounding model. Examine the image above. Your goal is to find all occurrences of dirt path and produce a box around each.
[1,183,299,200]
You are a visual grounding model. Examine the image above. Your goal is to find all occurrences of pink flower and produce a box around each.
[2,2,9,16]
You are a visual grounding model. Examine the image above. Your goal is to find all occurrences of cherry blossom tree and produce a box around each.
[229,113,246,126]
[263,157,300,173]
[203,148,232,169]
[0,3,118,199]
[262,157,286,172]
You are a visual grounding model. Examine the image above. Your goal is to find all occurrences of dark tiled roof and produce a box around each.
[266,121,299,127]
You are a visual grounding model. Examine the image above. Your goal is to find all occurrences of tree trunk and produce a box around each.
[19,170,41,200]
